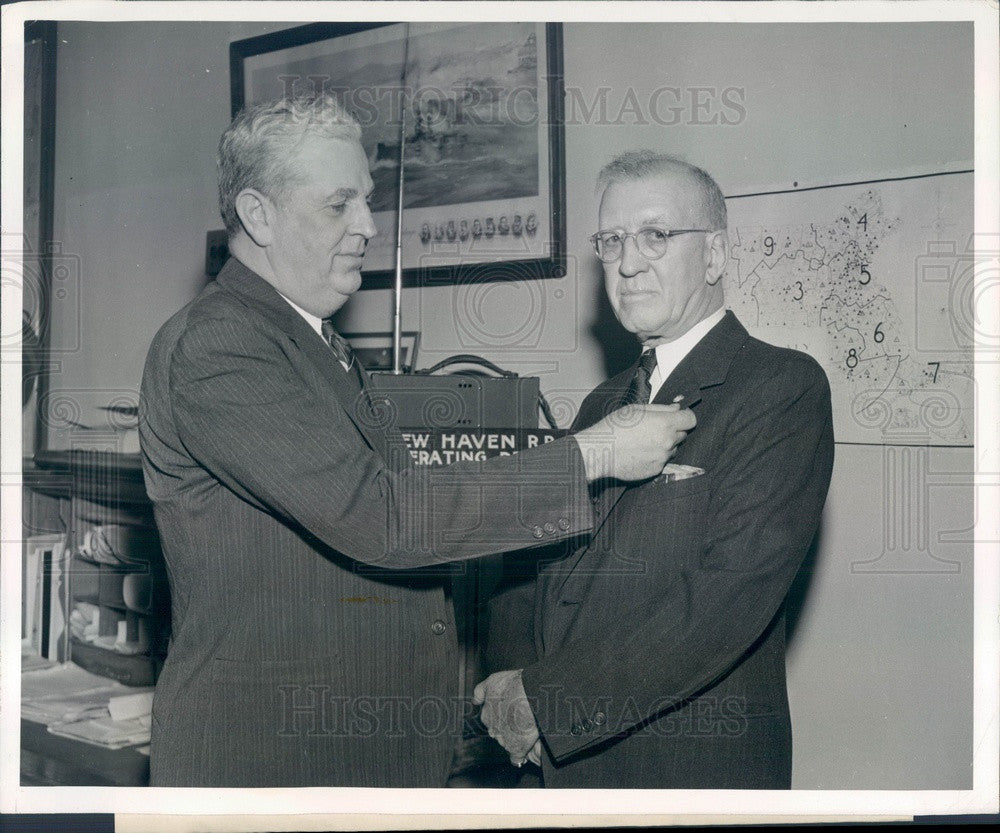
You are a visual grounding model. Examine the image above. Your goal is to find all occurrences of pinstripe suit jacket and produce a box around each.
[139,258,593,787]
[488,312,834,788]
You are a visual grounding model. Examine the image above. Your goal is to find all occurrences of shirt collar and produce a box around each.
[276,292,325,339]
[648,307,727,400]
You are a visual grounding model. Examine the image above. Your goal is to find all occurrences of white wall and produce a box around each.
[45,20,974,789]
[46,22,287,446]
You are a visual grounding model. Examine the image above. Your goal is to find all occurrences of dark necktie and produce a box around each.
[321,320,356,370]
[588,349,659,501]
[628,349,659,405]
[321,319,372,412]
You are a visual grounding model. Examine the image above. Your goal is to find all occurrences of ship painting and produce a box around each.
[365,23,541,212]
[372,96,469,166]
[248,23,542,213]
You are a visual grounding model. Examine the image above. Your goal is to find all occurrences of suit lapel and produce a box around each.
[553,312,750,590]
[650,310,749,408]
[215,259,389,459]
[538,364,639,620]
[577,373,632,532]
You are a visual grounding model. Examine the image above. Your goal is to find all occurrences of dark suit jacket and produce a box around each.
[138,258,593,787]
[488,311,834,788]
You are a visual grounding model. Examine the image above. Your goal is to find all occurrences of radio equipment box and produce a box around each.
[367,373,539,430]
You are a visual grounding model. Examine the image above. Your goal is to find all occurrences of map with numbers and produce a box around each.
[724,172,974,446]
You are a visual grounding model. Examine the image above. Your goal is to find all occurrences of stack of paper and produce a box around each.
[48,715,151,750]
[21,662,154,749]
[22,534,67,658]
[21,663,126,724]
[80,525,159,566]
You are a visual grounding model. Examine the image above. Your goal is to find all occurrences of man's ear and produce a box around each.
[704,229,729,286]
[234,188,277,247]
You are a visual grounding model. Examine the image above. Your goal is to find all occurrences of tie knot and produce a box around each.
[637,349,658,376]
[627,349,658,405]
[321,320,355,369]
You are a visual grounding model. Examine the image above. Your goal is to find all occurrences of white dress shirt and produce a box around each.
[279,293,324,338]
[645,307,727,402]
[278,293,351,370]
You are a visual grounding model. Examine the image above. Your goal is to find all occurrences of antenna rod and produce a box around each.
[391,26,411,375]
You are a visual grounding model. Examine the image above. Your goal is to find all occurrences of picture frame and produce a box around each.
[22,21,57,455]
[341,330,420,373]
[230,22,566,289]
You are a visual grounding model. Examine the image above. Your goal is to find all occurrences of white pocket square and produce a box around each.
[659,463,705,482]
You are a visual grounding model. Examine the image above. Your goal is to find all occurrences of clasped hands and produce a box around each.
[472,668,542,768]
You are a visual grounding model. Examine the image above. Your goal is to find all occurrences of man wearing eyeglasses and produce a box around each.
[477,150,835,788]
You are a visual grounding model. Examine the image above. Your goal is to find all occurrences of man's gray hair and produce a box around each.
[218,94,363,235]
[597,150,727,230]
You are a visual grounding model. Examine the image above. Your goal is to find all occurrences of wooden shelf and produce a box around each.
[31,451,148,506]
[69,639,159,687]
[74,551,151,572]
[24,448,168,701]
[21,717,149,786]
[98,601,130,614]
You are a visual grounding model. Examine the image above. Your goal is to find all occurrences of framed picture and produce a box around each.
[341,331,420,373]
[22,21,57,454]
[230,22,566,289]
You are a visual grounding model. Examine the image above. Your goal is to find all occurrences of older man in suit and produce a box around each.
[139,99,694,787]
[477,151,834,788]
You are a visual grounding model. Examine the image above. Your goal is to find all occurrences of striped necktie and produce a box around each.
[321,320,356,370]
[628,349,658,405]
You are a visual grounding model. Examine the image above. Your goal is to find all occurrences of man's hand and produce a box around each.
[472,669,540,767]
[526,738,543,766]
[574,403,697,483]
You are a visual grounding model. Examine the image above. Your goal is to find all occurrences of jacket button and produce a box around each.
[582,718,593,732]
[543,522,555,534]
[430,620,447,635]
[531,525,544,539]
[594,711,606,726]
[570,723,582,736]
[557,517,570,530]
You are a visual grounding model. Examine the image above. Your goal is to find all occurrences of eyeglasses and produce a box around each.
[588,227,714,263]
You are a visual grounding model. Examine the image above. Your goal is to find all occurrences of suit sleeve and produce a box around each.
[520,358,834,760]
[167,316,593,570]
[484,389,619,673]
